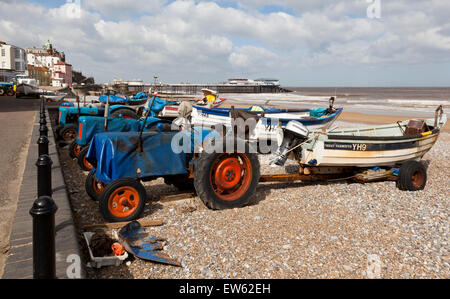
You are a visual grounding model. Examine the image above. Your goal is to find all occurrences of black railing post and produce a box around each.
[36,154,53,197]
[38,95,49,156]
[29,196,58,279]
[37,135,49,156]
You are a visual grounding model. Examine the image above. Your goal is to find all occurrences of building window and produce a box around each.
[2,62,6,68]
[15,49,20,59]
[1,49,5,57]
[15,62,21,70]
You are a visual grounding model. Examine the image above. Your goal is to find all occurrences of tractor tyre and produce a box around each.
[77,146,95,171]
[85,171,106,201]
[99,178,147,222]
[397,161,427,191]
[194,152,260,210]
[68,140,83,159]
[110,109,138,119]
[59,125,77,142]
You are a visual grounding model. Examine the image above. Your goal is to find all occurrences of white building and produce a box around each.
[26,40,64,69]
[0,41,27,82]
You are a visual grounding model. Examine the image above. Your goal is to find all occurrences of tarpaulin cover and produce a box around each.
[132,92,147,100]
[309,107,328,118]
[145,97,167,116]
[87,128,218,184]
[77,116,163,146]
[98,94,129,104]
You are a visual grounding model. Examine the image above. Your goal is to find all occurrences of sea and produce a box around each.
[224,87,450,117]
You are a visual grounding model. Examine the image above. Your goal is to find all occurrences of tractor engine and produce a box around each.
[271,121,309,166]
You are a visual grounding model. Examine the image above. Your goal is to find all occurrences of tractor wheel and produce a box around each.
[6,90,15,97]
[59,125,77,142]
[99,178,147,222]
[85,171,106,201]
[68,140,83,159]
[397,161,427,191]
[194,152,260,210]
[110,109,138,119]
[164,175,194,191]
[77,146,95,171]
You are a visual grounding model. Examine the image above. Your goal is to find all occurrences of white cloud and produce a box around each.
[85,0,168,19]
[0,0,449,84]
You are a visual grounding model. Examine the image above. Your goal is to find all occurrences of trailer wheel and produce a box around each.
[0,89,4,96]
[68,140,83,159]
[59,125,77,142]
[6,90,15,96]
[99,178,147,222]
[194,152,260,210]
[85,171,106,201]
[397,161,427,191]
[110,109,138,119]
[77,146,95,171]
[164,175,194,191]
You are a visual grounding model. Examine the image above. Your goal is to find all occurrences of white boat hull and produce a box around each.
[191,106,341,142]
[299,115,446,168]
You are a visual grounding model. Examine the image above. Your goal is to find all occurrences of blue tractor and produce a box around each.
[56,104,140,142]
[71,116,171,171]
[0,82,15,96]
[68,96,171,171]
[84,126,260,222]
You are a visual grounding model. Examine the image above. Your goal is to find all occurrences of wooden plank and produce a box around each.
[83,219,164,231]
[159,192,195,203]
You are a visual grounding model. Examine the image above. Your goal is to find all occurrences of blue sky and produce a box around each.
[3,0,450,86]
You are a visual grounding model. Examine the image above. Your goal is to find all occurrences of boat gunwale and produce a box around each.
[193,105,343,123]
[326,128,440,142]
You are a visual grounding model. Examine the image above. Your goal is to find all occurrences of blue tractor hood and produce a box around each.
[76,116,164,146]
[86,128,218,184]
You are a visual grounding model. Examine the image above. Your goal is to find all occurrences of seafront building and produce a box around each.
[0,41,27,82]
[26,40,72,87]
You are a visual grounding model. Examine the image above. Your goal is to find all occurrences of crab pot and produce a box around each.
[29,196,58,279]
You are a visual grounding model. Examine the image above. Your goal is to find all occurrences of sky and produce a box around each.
[1,0,449,86]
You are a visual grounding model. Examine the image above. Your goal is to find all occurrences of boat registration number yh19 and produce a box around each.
[325,141,419,152]
[325,142,367,151]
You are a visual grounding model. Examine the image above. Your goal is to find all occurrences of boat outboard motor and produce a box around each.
[271,121,309,166]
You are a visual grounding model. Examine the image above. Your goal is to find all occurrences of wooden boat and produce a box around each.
[158,88,227,118]
[191,97,343,142]
[299,108,447,167]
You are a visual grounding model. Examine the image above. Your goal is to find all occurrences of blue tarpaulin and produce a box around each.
[87,128,218,184]
[309,107,328,118]
[145,97,167,116]
[132,92,147,100]
[77,116,163,146]
[98,94,129,104]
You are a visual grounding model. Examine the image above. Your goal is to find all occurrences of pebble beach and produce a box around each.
[54,115,450,279]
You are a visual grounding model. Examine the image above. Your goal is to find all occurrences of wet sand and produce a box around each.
[339,112,450,133]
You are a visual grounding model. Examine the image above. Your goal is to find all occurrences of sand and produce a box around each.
[339,112,450,133]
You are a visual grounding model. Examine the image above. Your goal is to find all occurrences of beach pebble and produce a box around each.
[53,113,450,279]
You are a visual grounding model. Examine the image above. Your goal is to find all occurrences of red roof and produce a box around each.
[55,61,72,66]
